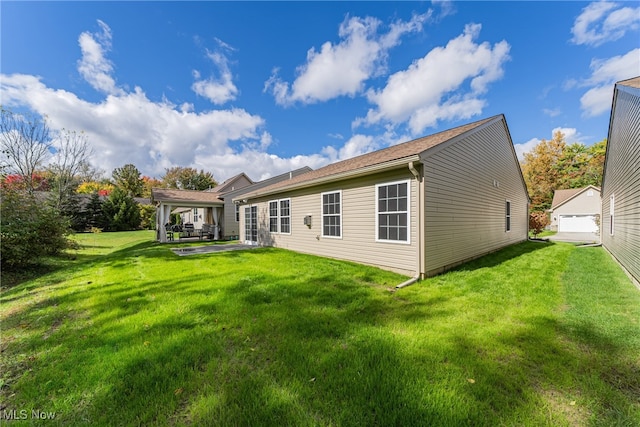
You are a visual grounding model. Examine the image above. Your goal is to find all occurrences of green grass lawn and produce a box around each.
[1,231,638,426]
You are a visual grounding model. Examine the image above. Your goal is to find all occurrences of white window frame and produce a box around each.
[267,198,291,235]
[268,200,279,233]
[505,200,512,232]
[279,198,291,235]
[244,205,258,244]
[235,203,240,222]
[375,180,411,244]
[610,194,615,236]
[321,190,342,239]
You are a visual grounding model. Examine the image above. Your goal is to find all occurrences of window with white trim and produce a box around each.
[280,199,291,234]
[269,201,279,232]
[235,204,240,222]
[376,180,409,243]
[322,191,341,237]
[610,194,615,235]
[268,198,291,234]
[505,200,511,232]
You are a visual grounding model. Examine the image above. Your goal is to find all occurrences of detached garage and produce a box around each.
[558,214,598,233]
[549,186,601,233]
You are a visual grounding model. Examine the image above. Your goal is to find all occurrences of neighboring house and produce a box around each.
[236,115,529,278]
[548,186,601,233]
[601,76,640,286]
[206,172,255,239]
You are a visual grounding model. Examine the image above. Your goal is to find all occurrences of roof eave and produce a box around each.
[236,155,420,201]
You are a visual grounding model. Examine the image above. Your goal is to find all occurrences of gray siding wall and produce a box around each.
[423,119,529,275]
[222,199,241,239]
[241,169,419,276]
[601,85,640,284]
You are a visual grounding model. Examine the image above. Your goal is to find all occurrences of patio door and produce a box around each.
[244,206,258,244]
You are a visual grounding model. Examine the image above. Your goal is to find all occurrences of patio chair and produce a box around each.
[164,223,174,241]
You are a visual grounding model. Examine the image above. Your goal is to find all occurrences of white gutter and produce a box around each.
[396,161,423,289]
[396,275,420,289]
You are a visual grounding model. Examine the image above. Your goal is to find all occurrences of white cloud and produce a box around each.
[77,20,124,95]
[322,134,379,162]
[579,48,639,117]
[514,138,540,161]
[360,23,510,134]
[1,73,275,177]
[571,1,640,46]
[191,42,239,105]
[0,22,346,182]
[264,12,429,106]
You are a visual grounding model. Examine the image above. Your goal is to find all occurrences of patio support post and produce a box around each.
[212,207,220,240]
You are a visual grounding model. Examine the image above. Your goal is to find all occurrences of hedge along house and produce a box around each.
[236,115,529,279]
[601,76,640,286]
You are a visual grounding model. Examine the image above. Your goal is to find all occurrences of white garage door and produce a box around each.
[558,215,598,233]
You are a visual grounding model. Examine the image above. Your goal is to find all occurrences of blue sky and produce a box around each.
[1,1,638,182]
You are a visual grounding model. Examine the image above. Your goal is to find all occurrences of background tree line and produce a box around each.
[1,108,218,270]
[521,130,606,233]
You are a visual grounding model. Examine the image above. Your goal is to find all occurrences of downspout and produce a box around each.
[397,161,423,289]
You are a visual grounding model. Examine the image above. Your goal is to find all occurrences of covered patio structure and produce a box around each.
[151,188,224,243]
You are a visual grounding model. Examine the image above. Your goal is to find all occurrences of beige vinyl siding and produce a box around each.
[423,119,528,275]
[554,190,600,215]
[241,169,419,276]
[601,83,640,284]
[222,199,241,239]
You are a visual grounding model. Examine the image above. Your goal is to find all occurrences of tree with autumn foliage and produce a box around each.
[161,166,217,191]
[142,176,163,197]
[529,211,550,238]
[112,164,144,197]
[77,181,115,196]
[521,131,606,211]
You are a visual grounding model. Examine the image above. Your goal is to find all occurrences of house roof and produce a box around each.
[225,166,314,199]
[151,188,224,205]
[238,115,500,200]
[551,185,601,210]
[618,76,640,89]
[208,172,254,194]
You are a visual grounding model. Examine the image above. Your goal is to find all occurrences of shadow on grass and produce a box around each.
[3,240,638,425]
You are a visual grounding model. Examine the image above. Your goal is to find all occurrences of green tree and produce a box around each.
[112,164,144,197]
[84,192,108,230]
[102,187,141,231]
[161,166,217,190]
[0,187,72,270]
[139,204,156,230]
